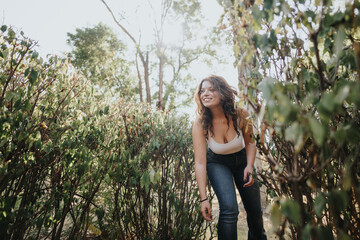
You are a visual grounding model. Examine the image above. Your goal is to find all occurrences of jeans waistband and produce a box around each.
[206,147,247,168]
[207,147,245,157]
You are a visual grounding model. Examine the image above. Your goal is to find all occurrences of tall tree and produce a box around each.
[67,23,136,99]
[100,0,152,104]
[100,0,218,110]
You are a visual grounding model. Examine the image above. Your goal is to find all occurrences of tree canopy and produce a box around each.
[67,23,137,99]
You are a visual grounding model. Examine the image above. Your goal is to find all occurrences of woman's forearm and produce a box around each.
[245,142,257,168]
[195,162,208,200]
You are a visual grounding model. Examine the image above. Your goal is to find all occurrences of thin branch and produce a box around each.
[100,0,138,47]
[309,0,331,90]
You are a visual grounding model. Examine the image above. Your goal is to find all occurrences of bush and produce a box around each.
[0,26,213,239]
[219,0,360,239]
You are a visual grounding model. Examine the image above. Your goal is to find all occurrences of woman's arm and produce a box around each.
[192,118,212,221]
[240,109,257,187]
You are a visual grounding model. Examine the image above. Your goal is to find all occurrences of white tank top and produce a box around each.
[207,131,245,155]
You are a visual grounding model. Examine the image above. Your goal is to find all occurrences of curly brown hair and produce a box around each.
[194,75,241,138]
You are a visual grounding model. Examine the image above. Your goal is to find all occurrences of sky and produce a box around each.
[0,0,239,91]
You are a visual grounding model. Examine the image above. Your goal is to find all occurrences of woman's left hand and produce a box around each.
[243,165,254,187]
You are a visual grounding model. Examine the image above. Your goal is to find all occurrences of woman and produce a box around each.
[192,75,267,240]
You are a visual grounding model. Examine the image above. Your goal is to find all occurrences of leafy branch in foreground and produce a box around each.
[219,0,360,239]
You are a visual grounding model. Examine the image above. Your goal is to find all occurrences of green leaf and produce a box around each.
[350,83,360,105]
[14,99,21,109]
[335,127,346,145]
[343,163,352,191]
[104,105,109,115]
[346,124,360,144]
[308,117,325,145]
[324,38,332,53]
[32,51,39,59]
[280,198,301,224]
[269,29,277,46]
[5,92,15,101]
[260,34,269,47]
[34,139,42,149]
[334,84,350,105]
[140,171,151,194]
[0,138,7,148]
[233,45,240,57]
[266,188,278,198]
[149,168,156,183]
[76,163,86,176]
[318,92,336,121]
[323,12,344,28]
[264,0,273,10]
[328,190,348,212]
[258,77,275,101]
[315,226,334,240]
[302,223,312,240]
[305,10,315,21]
[251,5,263,27]
[337,229,352,240]
[285,122,304,152]
[270,202,282,228]
[1,25,7,32]
[29,69,38,84]
[8,28,15,41]
[24,67,31,77]
[314,194,326,217]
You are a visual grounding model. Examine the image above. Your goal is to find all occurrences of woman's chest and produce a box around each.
[212,122,238,144]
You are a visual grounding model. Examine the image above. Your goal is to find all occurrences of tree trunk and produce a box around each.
[157,53,164,110]
[101,0,151,104]
[135,52,143,102]
[144,52,151,104]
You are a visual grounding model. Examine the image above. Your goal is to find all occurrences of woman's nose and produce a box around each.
[202,89,210,95]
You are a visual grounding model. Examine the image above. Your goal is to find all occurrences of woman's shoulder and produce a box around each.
[235,107,251,129]
[192,116,203,130]
[192,117,207,137]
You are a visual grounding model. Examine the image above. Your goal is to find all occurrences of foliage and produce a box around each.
[100,104,214,239]
[162,0,217,110]
[219,0,360,239]
[67,23,137,100]
[0,26,214,239]
[101,0,218,110]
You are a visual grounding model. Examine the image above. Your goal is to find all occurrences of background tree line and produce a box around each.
[87,0,219,111]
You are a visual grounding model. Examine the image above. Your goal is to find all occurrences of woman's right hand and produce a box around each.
[201,200,213,221]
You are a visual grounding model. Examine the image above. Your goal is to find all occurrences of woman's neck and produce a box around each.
[210,105,226,120]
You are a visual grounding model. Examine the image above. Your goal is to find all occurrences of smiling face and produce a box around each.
[199,80,221,108]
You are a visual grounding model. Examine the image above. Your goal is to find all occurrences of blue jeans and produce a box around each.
[206,148,267,240]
